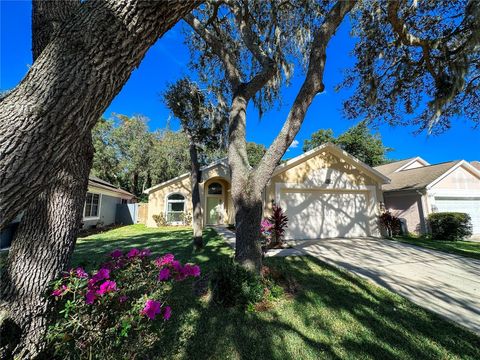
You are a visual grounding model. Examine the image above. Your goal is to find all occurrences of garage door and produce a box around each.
[279,190,371,240]
[434,197,480,235]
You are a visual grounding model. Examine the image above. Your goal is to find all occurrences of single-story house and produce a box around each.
[0,177,136,250]
[144,143,389,240]
[375,158,480,236]
[83,176,137,228]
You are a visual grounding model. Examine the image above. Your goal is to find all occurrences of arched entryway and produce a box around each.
[205,180,226,225]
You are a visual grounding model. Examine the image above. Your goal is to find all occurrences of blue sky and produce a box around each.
[1,1,478,163]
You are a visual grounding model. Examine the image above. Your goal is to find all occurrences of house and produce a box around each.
[144,143,389,240]
[0,177,136,250]
[375,158,480,236]
[83,176,137,228]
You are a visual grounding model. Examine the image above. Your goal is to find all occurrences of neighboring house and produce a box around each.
[375,158,480,236]
[144,143,389,240]
[0,177,136,250]
[83,176,137,228]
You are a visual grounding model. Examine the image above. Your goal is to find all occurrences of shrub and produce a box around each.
[428,212,473,241]
[152,213,167,227]
[210,260,264,307]
[379,210,401,237]
[180,212,193,226]
[267,204,288,248]
[47,249,200,358]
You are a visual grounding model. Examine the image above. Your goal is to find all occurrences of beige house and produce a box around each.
[375,158,480,236]
[144,143,389,240]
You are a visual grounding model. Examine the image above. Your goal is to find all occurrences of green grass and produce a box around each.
[73,225,480,360]
[387,236,480,260]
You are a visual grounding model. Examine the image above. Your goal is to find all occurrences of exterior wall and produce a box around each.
[383,191,426,234]
[431,166,480,191]
[146,176,193,227]
[146,164,233,228]
[83,193,123,228]
[265,151,381,214]
[265,151,384,238]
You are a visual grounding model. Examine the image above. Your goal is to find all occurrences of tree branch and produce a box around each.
[254,0,357,194]
[184,13,242,89]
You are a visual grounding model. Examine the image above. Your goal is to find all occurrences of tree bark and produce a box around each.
[0,135,94,359]
[0,0,201,229]
[189,143,203,248]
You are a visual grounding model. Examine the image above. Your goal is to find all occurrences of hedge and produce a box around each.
[428,212,473,241]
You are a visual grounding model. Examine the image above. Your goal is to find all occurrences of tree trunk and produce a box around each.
[189,143,203,248]
[0,135,94,359]
[228,94,263,272]
[0,0,201,229]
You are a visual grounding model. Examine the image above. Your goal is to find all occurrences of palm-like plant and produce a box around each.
[268,205,288,248]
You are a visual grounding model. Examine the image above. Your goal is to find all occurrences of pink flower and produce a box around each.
[52,285,68,297]
[184,264,201,277]
[127,248,140,258]
[171,260,182,272]
[158,268,170,281]
[140,248,151,257]
[110,249,123,258]
[96,280,117,296]
[141,299,162,320]
[91,268,110,283]
[119,295,128,303]
[85,290,96,304]
[154,253,174,267]
[75,267,88,279]
[163,306,172,320]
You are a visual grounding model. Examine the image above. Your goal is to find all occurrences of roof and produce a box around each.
[88,176,135,198]
[143,158,229,194]
[380,161,460,192]
[374,158,418,175]
[471,161,480,171]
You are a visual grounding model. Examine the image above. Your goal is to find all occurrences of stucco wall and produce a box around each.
[83,194,122,228]
[383,191,425,234]
[432,166,480,191]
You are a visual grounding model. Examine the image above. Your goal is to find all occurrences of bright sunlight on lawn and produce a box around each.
[73,225,480,359]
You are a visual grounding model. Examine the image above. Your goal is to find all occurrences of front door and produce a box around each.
[207,197,224,225]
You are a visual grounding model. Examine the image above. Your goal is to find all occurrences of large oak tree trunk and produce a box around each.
[189,143,203,248]
[0,135,94,359]
[0,0,201,229]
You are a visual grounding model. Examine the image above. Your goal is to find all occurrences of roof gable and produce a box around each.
[273,143,390,184]
[374,157,429,176]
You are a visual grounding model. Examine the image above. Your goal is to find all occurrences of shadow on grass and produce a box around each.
[72,226,480,359]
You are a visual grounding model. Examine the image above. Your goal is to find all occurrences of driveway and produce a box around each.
[291,238,480,334]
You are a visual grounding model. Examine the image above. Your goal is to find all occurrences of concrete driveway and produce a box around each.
[291,238,480,334]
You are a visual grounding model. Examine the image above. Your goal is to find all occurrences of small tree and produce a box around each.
[164,78,227,248]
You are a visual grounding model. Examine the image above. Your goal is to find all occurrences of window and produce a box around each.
[166,193,185,223]
[208,182,223,195]
[84,193,100,218]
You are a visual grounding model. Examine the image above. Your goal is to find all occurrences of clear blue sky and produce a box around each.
[1,1,478,163]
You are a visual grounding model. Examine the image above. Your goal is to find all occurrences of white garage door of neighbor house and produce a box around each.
[434,197,480,235]
[279,190,371,240]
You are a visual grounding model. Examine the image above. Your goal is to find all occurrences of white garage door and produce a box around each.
[434,197,480,235]
[279,190,371,240]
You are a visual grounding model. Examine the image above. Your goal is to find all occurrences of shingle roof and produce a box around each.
[88,176,135,198]
[374,158,418,176]
[471,161,480,171]
[381,161,459,192]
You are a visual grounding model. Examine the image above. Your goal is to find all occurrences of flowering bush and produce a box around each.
[47,249,200,358]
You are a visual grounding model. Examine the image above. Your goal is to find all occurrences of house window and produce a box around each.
[208,182,223,195]
[84,193,100,218]
[166,193,185,223]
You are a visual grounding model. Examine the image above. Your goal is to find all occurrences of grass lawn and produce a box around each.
[387,236,480,260]
[74,225,480,360]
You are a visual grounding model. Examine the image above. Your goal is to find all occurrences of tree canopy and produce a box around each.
[304,121,392,166]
